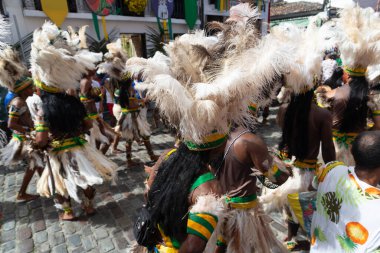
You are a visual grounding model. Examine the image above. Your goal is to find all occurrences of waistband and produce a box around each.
[225,194,258,209]
[121,107,140,114]
[51,136,87,152]
[332,129,358,147]
[155,245,178,253]
[84,113,99,120]
[12,133,26,142]
[373,110,380,116]
[293,159,319,171]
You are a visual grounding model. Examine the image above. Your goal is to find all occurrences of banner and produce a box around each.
[185,0,198,30]
[40,0,68,27]
[85,0,116,40]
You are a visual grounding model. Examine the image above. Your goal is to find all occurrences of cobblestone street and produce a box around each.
[0,107,302,253]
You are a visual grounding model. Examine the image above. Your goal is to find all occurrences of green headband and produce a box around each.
[185,132,228,151]
[344,66,367,77]
[13,77,33,93]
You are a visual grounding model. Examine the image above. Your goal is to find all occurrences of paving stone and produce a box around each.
[99,238,115,253]
[1,240,16,252]
[34,230,48,244]
[52,244,68,253]
[82,225,93,236]
[1,230,15,242]
[32,208,44,221]
[18,238,34,253]
[94,228,109,240]
[67,234,82,248]
[82,236,95,251]
[48,223,62,233]
[17,205,29,218]
[36,242,50,253]
[33,220,46,232]
[17,226,32,240]
[114,235,129,250]
[72,246,85,253]
[2,220,15,231]
[28,198,42,209]
[62,222,77,235]
[49,232,65,246]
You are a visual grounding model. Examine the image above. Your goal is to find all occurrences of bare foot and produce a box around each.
[110,148,123,154]
[59,212,77,221]
[16,193,39,202]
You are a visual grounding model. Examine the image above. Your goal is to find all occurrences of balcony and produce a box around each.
[22,0,186,19]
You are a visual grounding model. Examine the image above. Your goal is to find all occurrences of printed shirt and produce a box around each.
[310,163,380,253]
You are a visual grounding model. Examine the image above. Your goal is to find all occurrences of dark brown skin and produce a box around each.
[277,103,336,164]
[145,149,223,253]
[356,166,380,187]
[7,86,42,201]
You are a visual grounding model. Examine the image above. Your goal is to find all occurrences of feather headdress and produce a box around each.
[0,15,32,93]
[97,39,128,80]
[126,4,294,147]
[335,6,380,76]
[269,22,325,94]
[30,22,102,92]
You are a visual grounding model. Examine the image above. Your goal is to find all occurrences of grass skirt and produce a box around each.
[37,142,117,203]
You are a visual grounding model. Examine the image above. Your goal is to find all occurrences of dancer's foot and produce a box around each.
[59,211,77,221]
[110,148,123,154]
[16,193,39,202]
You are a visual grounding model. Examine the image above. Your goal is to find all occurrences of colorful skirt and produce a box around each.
[37,137,117,203]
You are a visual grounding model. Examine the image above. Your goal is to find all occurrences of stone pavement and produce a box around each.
[0,107,307,253]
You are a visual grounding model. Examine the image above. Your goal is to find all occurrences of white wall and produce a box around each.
[3,0,193,44]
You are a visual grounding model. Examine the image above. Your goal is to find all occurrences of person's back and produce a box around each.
[311,131,380,252]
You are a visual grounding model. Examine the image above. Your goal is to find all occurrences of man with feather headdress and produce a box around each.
[319,5,380,166]
[127,3,295,252]
[98,39,158,166]
[0,16,44,202]
[30,22,117,220]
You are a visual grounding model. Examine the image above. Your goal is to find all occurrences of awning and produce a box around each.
[270,16,310,28]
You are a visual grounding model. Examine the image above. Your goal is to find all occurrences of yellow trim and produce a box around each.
[317,161,345,182]
[158,226,173,248]
[287,193,305,229]
[228,199,258,209]
[196,213,217,229]
[164,149,177,160]
[344,65,367,77]
[14,78,33,93]
[293,159,318,171]
[187,219,212,240]
[34,80,61,93]
[217,235,226,244]
[156,245,179,253]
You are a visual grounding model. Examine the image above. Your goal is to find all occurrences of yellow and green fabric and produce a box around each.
[293,159,319,172]
[226,194,258,209]
[155,172,217,252]
[12,133,26,142]
[51,136,87,152]
[344,65,367,77]
[13,77,33,93]
[332,129,358,149]
[185,131,228,151]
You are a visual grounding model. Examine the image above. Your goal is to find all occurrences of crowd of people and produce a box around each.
[0,2,379,253]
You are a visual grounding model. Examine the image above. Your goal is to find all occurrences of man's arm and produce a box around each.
[7,100,29,133]
[180,181,221,253]
[235,133,289,185]
[320,109,336,163]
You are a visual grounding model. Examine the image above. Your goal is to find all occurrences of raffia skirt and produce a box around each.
[37,137,117,203]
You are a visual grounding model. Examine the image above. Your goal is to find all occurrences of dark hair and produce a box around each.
[148,143,212,241]
[352,131,380,170]
[118,78,132,108]
[324,67,343,89]
[40,90,86,135]
[279,90,314,160]
[339,76,369,132]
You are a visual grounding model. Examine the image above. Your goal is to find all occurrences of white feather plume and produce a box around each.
[335,6,380,69]
[31,22,103,91]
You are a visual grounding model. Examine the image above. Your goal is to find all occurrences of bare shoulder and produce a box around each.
[313,104,332,121]
[191,179,221,204]
[235,131,266,150]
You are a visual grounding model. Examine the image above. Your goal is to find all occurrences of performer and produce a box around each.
[80,68,116,154]
[310,131,380,252]
[321,6,380,165]
[128,4,294,252]
[0,28,44,201]
[98,40,158,166]
[30,22,117,220]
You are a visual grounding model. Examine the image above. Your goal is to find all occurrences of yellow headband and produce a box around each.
[34,79,61,93]
[344,66,367,77]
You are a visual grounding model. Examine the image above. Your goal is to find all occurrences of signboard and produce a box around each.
[151,0,174,19]
[85,0,116,16]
